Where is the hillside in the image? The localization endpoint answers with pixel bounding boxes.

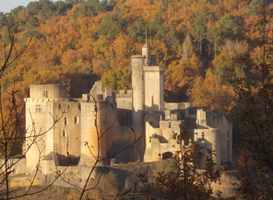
[0,0,271,112]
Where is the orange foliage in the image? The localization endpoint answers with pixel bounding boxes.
[0,0,270,113]
[190,71,236,113]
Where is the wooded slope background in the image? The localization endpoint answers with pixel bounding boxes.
[0,0,272,113]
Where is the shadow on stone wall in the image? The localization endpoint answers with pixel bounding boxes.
[194,139,213,169]
[108,140,136,163]
[117,109,132,127]
[59,73,98,98]
[54,153,80,166]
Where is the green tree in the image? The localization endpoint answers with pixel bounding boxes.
[147,14,166,40]
[98,15,121,40]
[128,17,146,42]
[213,40,249,85]
[182,33,194,61]
[102,68,130,90]
[192,12,208,55]
[209,14,244,55]
[153,148,217,200]
[122,145,219,200]
[248,0,264,15]
[190,70,236,113]
[236,77,273,200]
[72,0,105,17]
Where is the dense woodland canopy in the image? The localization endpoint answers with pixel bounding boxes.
[0,0,272,113]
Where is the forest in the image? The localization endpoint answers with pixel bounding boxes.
[0,0,271,112]
[0,0,272,199]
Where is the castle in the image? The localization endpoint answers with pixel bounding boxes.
[24,43,233,176]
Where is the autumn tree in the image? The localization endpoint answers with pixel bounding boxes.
[0,23,70,200]
[190,70,236,113]
[121,145,219,200]
[213,40,249,85]
[165,34,200,98]
[98,15,121,40]
[128,17,146,43]
[234,1,273,199]
[102,68,130,90]
[208,14,244,56]
[192,12,209,56]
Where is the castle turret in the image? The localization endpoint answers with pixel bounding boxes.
[25,84,66,172]
[96,95,109,164]
[131,55,145,160]
[142,43,149,65]
[131,55,145,120]
[80,94,108,165]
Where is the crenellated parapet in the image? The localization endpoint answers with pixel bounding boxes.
[115,89,132,98]
[29,84,68,99]
[164,102,191,111]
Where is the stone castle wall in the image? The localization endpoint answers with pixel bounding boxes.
[25,97,55,172]
[194,109,233,166]
[53,101,81,166]
[143,66,164,111]
[29,84,68,99]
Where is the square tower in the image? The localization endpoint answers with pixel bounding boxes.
[143,65,164,111]
[25,84,67,172]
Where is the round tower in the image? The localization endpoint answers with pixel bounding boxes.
[96,95,108,164]
[80,94,107,165]
[131,55,145,114]
[142,43,149,65]
[131,55,145,160]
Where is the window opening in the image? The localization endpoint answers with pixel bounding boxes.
[74,116,79,124]
[64,117,67,126]
[43,89,48,98]
[35,105,42,113]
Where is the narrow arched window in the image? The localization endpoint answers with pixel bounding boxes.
[43,89,48,98]
[64,117,67,126]
[74,116,80,124]
[62,130,66,137]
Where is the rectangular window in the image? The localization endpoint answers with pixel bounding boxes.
[35,105,42,113]
[43,90,48,98]
[201,132,205,139]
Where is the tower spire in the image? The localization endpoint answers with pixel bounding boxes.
[145,28,148,47]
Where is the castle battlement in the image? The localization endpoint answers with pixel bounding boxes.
[164,102,191,110]
[115,89,132,97]
[143,65,164,72]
